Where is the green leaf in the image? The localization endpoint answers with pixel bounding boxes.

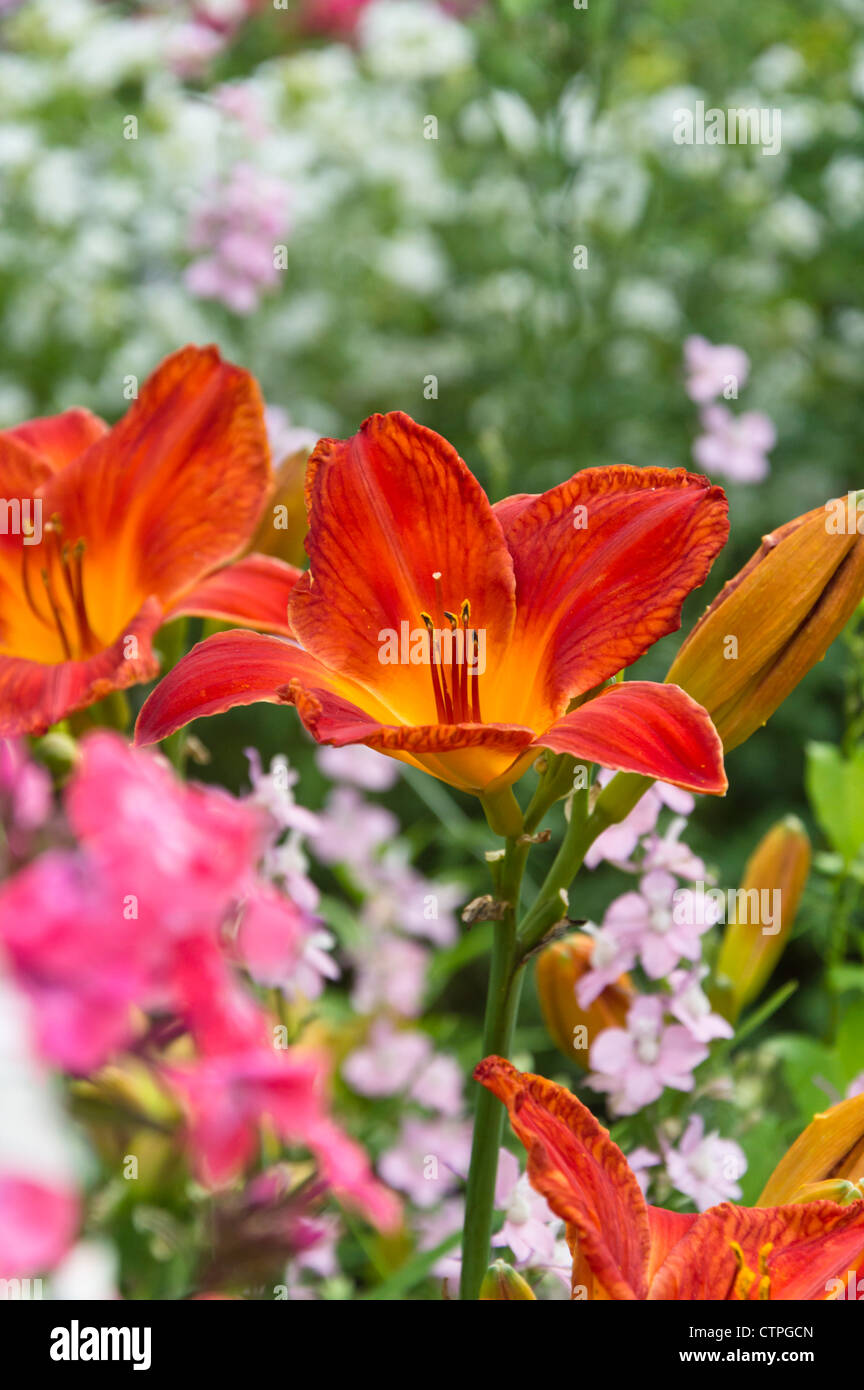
[805,742,864,866]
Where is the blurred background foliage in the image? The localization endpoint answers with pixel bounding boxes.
[2,0,864,1187]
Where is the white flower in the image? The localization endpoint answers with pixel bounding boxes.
[359,1,475,81]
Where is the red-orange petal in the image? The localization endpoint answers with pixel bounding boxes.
[498,466,729,725]
[648,1199,864,1300]
[536,681,727,795]
[41,345,271,633]
[134,629,396,747]
[164,554,303,636]
[0,598,162,738]
[4,408,108,471]
[288,412,517,726]
[474,1056,652,1299]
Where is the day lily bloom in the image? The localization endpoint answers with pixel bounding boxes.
[136,412,729,804]
[0,345,300,737]
[667,493,864,751]
[475,1057,864,1300]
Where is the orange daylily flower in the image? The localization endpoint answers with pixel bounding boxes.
[0,346,301,737]
[476,1057,864,1300]
[136,412,729,799]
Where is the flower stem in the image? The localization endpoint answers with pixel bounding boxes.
[459,837,527,1299]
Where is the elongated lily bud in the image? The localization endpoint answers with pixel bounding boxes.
[759,1091,864,1205]
[248,446,310,566]
[666,493,864,751]
[536,932,635,1067]
[712,817,810,1023]
[479,1260,536,1300]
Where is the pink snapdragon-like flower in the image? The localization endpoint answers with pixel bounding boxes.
[587,996,709,1115]
[692,404,776,484]
[185,163,292,315]
[663,1115,746,1210]
[683,335,750,404]
[311,786,398,870]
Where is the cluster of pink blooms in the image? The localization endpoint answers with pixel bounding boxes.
[185,162,292,315]
[576,767,745,1206]
[0,733,399,1281]
[684,335,776,483]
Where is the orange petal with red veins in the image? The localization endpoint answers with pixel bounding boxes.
[288,412,517,725]
[648,1199,864,1300]
[537,681,727,795]
[4,408,108,471]
[42,345,271,644]
[498,466,728,725]
[474,1056,652,1299]
[0,597,162,738]
[134,629,397,747]
[165,554,303,636]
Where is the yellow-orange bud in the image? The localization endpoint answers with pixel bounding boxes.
[713,816,810,1023]
[536,932,635,1067]
[759,1090,864,1205]
[478,1260,536,1300]
[667,494,864,751]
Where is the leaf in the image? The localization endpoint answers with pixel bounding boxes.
[805,741,864,866]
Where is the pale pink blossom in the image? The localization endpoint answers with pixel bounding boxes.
[683,335,750,404]
[576,924,636,1008]
[492,1150,561,1266]
[378,1118,472,1207]
[342,1019,433,1098]
[668,966,733,1044]
[185,163,292,315]
[609,870,713,980]
[583,773,694,870]
[317,742,400,791]
[664,1115,746,1210]
[641,817,708,881]
[311,787,398,870]
[408,1053,464,1116]
[693,404,776,484]
[349,933,429,1017]
[627,1146,661,1196]
[588,996,709,1115]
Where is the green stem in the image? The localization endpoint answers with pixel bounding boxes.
[459,838,527,1300]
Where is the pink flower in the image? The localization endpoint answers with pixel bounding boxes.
[300,0,373,36]
[311,786,398,870]
[0,739,51,840]
[378,1117,472,1207]
[668,966,733,1044]
[576,924,636,1008]
[316,742,400,791]
[627,1145,661,1196]
[664,1115,746,1210]
[233,886,306,991]
[606,869,713,981]
[683,335,750,404]
[408,1053,464,1116]
[415,1197,464,1282]
[588,996,709,1115]
[185,163,292,315]
[692,404,776,483]
[342,1019,433,1098]
[165,21,227,78]
[349,933,429,1018]
[359,853,460,947]
[491,1150,561,1267]
[583,772,694,870]
[641,816,708,881]
[0,975,80,1278]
